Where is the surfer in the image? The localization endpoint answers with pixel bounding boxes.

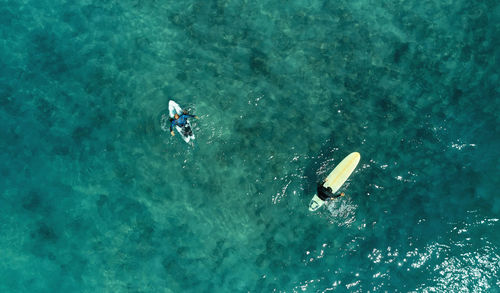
[170,111,198,136]
[317,182,345,201]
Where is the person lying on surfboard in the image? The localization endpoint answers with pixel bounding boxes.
[317,182,345,201]
[170,111,198,136]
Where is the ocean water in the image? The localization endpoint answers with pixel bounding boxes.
[1,0,499,291]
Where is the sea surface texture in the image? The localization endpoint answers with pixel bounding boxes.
[1,0,499,292]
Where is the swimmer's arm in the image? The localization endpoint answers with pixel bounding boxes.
[170,121,176,136]
[328,192,345,200]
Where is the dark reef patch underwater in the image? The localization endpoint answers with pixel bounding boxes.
[0,0,499,291]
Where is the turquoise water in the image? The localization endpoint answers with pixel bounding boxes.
[1,0,499,291]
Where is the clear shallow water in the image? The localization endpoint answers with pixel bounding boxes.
[1,0,499,292]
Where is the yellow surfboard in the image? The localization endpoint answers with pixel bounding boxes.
[309,152,361,211]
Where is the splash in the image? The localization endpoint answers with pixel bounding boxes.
[325,198,357,226]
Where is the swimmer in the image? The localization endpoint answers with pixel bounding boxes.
[170,110,198,137]
[317,182,345,201]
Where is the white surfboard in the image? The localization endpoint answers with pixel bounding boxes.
[168,100,195,144]
[309,152,361,211]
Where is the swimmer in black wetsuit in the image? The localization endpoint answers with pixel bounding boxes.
[317,182,345,201]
